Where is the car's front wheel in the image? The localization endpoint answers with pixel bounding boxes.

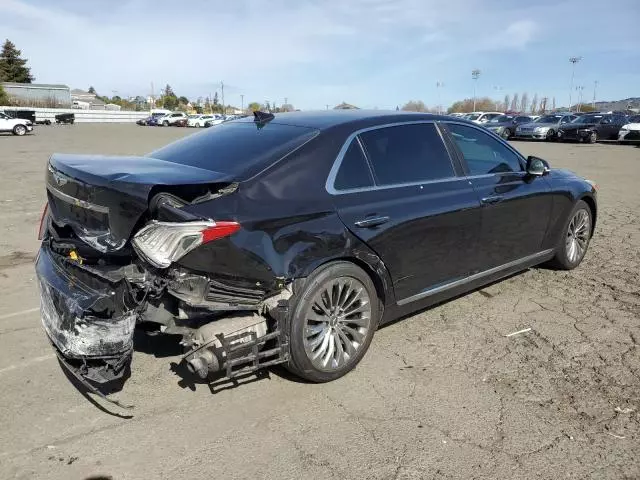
[196,123,200,127]
[287,261,380,382]
[550,200,592,270]
[546,129,556,141]
[163,120,169,127]
[589,131,597,144]
[13,125,27,136]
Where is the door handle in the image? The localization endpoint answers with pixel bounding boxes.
[354,216,390,228]
[481,196,503,205]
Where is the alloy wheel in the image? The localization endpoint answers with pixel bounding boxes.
[566,209,590,264]
[303,277,372,372]
[14,125,26,136]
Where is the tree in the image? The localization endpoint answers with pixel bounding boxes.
[447,97,495,113]
[0,85,8,105]
[503,95,510,113]
[402,100,428,112]
[530,94,538,114]
[280,103,294,112]
[213,91,219,106]
[0,39,34,83]
[88,86,96,94]
[539,97,548,114]
[265,101,272,112]
[247,101,262,112]
[178,96,189,105]
[552,97,556,111]
[510,93,519,112]
[164,84,175,97]
[520,92,529,113]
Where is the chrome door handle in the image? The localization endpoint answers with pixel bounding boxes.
[481,196,503,205]
[354,216,390,228]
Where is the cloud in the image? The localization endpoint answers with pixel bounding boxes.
[505,20,538,48]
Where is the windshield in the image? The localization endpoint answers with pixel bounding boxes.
[573,115,603,124]
[151,120,319,179]
[536,115,562,123]
[489,115,512,123]
[466,114,480,120]
[0,112,8,119]
[188,115,199,118]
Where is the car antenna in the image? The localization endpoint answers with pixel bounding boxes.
[253,111,275,124]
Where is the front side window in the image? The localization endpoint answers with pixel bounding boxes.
[446,123,522,175]
[334,139,374,191]
[358,123,455,186]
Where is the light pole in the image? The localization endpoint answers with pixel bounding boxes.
[436,81,444,114]
[472,69,481,111]
[575,86,585,112]
[493,85,503,111]
[592,80,598,109]
[568,56,582,112]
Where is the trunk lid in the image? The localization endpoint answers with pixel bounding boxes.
[46,154,235,252]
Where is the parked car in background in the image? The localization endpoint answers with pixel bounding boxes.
[515,113,576,141]
[37,111,597,392]
[0,110,33,135]
[157,112,188,126]
[448,113,467,118]
[55,113,75,125]
[618,115,640,144]
[484,114,532,139]
[187,114,218,127]
[466,112,503,124]
[204,116,225,128]
[137,116,152,126]
[557,113,628,143]
[175,118,188,127]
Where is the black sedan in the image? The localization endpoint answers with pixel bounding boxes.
[36,111,597,395]
[484,114,532,139]
[557,113,628,143]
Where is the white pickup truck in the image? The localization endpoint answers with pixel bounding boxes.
[0,111,33,136]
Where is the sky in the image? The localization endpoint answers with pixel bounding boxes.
[1,0,638,110]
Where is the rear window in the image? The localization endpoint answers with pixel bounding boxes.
[150,121,318,178]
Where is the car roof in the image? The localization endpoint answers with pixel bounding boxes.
[236,110,458,130]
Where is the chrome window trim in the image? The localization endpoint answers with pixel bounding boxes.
[397,249,554,306]
[325,120,459,195]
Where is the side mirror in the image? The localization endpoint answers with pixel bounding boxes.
[526,156,549,176]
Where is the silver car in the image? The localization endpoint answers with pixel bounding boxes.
[514,113,576,140]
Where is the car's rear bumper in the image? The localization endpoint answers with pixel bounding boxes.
[36,244,136,383]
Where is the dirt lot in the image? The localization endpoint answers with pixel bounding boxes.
[0,124,638,480]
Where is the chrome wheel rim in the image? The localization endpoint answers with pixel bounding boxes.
[566,209,590,264]
[303,277,372,372]
[16,125,26,135]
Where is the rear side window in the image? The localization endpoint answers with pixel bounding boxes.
[151,121,318,178]
[446,123,522,175]
[334,139,374,190]
[358,123,454,186]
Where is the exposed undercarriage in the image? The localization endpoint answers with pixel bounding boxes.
[37,227,293,397]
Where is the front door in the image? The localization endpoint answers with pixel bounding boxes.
[328,122,482,303]
[443,122,553,271]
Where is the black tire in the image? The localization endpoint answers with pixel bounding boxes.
[546,129,556,141]
[163,120,169,127]
[502,128,511,139]
[588,131,597,144]
[44,120,51,125]
[287,261,380,383]
[549,200,593,270]
[12,124,27,136]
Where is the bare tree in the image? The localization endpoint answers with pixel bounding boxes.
[552,97,556,111]
[510,93,519,112]
[520,92,529,113]
[504,94,510,112]
[530,94,538,114]
[539,97,548,114]
[402,100,428,112]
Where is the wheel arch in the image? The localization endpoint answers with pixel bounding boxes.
[579,194,597,235]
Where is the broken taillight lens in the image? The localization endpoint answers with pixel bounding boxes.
[37,203,49,240]
[132,220,240,268]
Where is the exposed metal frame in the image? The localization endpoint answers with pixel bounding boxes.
[46,185,109,214]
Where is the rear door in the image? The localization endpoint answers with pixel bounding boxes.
[442,122,553,271]
[327,122,482,303]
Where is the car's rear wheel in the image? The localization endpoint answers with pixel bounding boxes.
[287,261,379,382]
[549,200,592,270]
[13,125,27,136]
[502,128,511,139]
[589,131,597,144]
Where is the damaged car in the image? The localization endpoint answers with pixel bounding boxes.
[36,110,598,394]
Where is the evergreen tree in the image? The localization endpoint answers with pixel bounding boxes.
[0,39,34,83]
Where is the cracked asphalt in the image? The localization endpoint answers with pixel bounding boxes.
[0,125,638,480]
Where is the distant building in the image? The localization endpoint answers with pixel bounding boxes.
[1,82,71,107]
[334,102,359,110]
[70,88,107,110]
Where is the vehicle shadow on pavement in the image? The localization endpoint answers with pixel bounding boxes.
[133,328,183,358]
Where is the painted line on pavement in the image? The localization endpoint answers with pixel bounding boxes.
[0,307,39,321]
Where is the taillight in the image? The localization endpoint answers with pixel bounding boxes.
[132,220,240,268]
[37,203,49,240]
